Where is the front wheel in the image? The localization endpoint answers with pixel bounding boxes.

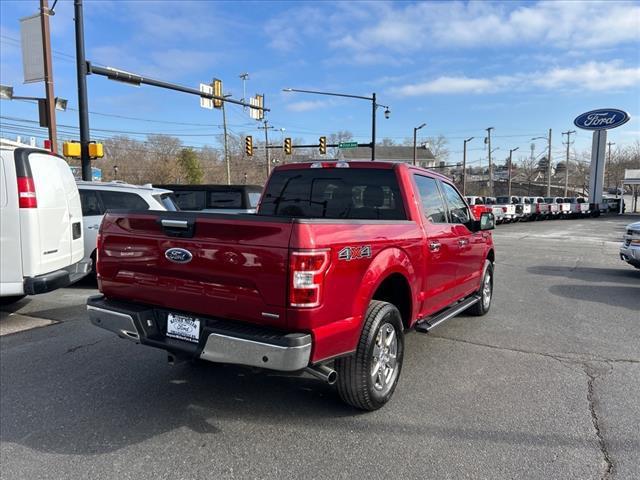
[335,301,404,411]
[468,260,494,316]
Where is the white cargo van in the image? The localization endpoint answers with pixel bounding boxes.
[0,147,88,303]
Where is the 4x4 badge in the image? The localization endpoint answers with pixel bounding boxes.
[338,245,372,261]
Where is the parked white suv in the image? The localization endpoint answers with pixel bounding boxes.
[1,146,88,303]
[620,221,640,269]
[77,181,178,273]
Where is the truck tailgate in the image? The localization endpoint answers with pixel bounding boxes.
[97,212,293,328]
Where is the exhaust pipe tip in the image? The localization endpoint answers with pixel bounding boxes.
[305,364,337,385]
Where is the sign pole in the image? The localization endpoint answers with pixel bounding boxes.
[40,0,57,153]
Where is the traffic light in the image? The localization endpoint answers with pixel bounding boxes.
[88,142,104,159]
[319,136,327,155]
[284,137,292,155]
[245,135,253,156]
[63,141,81,158]
[213,78,223,109]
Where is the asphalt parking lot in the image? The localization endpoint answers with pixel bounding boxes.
[1,215,638,480]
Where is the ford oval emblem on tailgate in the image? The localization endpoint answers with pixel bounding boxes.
[165,248,193,264]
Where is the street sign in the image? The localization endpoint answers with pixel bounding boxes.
[338,141,358,149]
[199,83,213,109]
[574,108,630,130]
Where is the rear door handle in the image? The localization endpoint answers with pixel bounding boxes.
[429,240,441,252]
[161,219,189,229]
[88,224,100,230]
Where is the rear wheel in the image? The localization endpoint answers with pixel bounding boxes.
[468,261,494,316]
[335,301,404,411]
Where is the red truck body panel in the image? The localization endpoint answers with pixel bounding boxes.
[96,162,494,364]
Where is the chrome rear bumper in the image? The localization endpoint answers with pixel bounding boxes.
[86,296,312,372]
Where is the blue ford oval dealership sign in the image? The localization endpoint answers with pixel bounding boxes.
[574,108,630,130]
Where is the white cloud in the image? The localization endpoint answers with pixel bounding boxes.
[329,1,640,56]
[533,61,640,91]
[391,61,640,96]
[286,100,328,113]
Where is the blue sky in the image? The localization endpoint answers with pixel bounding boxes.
[1,0,639,166]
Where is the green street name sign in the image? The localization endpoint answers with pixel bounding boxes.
[338,141,358,149]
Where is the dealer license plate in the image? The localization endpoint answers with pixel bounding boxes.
[166,313,200,343]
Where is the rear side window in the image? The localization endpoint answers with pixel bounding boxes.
[208,191,242,209]
[414,175,447,223]
[258,168,406,220]
[99,191,149,211]
[80,190,103,216]
[172,190,206,210]
[440,182,470,224]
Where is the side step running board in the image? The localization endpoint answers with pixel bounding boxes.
[414,296,480,333]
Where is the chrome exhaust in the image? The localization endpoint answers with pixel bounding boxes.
[305,364,337,385]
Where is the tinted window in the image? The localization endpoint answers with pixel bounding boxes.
[496,196,510,204]
[208,191,242,209]
[99,191,149,211]
[414,175,447,223]
[79,190,103,216]
[153,193,179,211]
[172,190,206,210]
[258,168,405,220]
[440,182,470,224]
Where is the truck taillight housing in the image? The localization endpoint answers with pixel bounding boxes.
[289,249,330,308]
[501,207,507,212]
[17,176,37,208]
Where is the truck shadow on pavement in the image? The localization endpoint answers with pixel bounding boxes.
[527,265,640,285]
[2,337,639,457]
[549,284,640,311]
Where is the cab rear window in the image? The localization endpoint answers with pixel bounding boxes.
[258,169,406,220]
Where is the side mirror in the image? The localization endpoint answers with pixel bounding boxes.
[480,212,495,231]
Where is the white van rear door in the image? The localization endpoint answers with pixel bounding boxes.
[0,151,23,294]
[25,152,76,275]
[58,160,83,263]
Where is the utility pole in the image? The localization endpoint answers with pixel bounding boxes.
[606,141,615,189]
[40,0,57,153]
[239,73,249,111]
[371,92,376,161]
[562,130,575,196]
[413,123,426,166]
[222,95,230,185]
[485,127,494,195]
[259,119,273,178]
[546,128,552,197]
[508,147,519,197]
[462,137,474,195]
[74,0,91,180]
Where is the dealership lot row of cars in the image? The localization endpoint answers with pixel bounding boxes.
[465,195,621,224]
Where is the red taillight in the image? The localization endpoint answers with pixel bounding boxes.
[501,207,507,212]
[289,249,330,308]
[17,176,37,208]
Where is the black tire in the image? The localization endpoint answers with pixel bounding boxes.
[468,261,494,316]
[335,300,404,411]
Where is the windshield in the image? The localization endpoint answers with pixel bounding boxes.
[259,168,406,220]
[153,193,179,211]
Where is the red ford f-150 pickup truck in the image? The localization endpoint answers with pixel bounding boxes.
[87,161,495,410]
